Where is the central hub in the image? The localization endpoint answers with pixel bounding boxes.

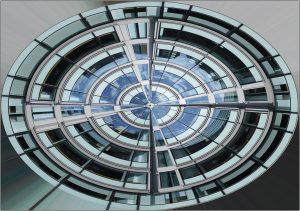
[146,102,155,109]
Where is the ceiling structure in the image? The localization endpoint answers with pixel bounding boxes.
[1,1,299,210]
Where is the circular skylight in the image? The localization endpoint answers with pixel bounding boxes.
[1,2,298,210]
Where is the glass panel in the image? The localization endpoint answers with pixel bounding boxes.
[133,151,148,163]
[10,115,27,133]
[16,45,49,78]
[43,20,86,48]
[180,165,201,180]
[160,171,179,188]
[113,192,137,204]
[45,129,66,143]
[10,79,26,96]
[163,6,188,20]
[154,130,165,146]
[126,172,147,184]
[211,43,249,71]
[128,22,148,40]
[32,106,54,120]
[189,7,237,34]
[61,106,84,116]
[133,44,148,60]
[157,151,173,167]
[179,26,221,52]
[214,92,238,103]
[103,144,132,160]
[244,88,267,101]
[86,162,124,181]
[44,58,73,86]
[86,12,109,26]
[55,141,89,166]
[9,98,23,114]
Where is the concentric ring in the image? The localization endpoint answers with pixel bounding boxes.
[1,2,298,210]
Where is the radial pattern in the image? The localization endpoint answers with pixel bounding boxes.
[1,2,298,210]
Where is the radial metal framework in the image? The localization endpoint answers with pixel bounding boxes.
[1,2,298,210]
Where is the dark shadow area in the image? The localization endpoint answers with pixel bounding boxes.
[177,123,299,210]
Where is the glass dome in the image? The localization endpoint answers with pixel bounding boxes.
[1,2,298,210]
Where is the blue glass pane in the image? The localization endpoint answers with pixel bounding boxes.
[104,114,128,133]
[125,72,139,83]
[101,84,120,103]
[138,64,149,80]
[152,92,169,103]
[214,92,238,103]
[167,122,188,136]
[153,106,170,119]
[69,91,86,102]
[178,112,198,126]
[111,74,133,90]
[73,72,97,93]
[159,71,180,86]
[91,105,114,113]
[132,108,149,120]
[169,52,199,69]
[161,127,174,139]
[113,52,128,65]
[134,44,148,60]
[121,125,142,140]
[185,96,209,104]
[130,92,148,105]
[207,79,227,91]
[154,130,165,146]
[181,88,197,98]
[173,78,194,93]
[183,107,201,115]
[153,69,164,82]
[192,66,215,83]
